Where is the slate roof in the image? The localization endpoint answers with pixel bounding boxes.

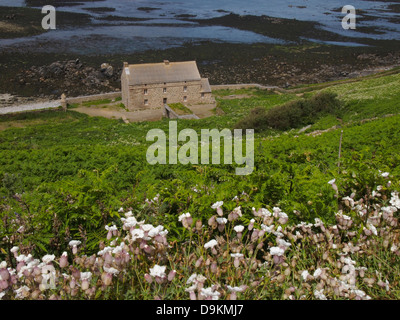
[200,78,212,93]
[125,61,201,85]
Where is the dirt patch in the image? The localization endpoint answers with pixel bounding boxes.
[0,114,75,131]
[0,21,25,33]
[74,106,163,122]
[187,103,217,118]
[219,94,254,100]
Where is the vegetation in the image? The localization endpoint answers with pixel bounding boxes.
[168,103,193,115]
[1,70,400,299]
[235,92,342,131]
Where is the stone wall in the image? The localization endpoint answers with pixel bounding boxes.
[127,80,205,111]
[121,67,129,108]
[66,92,121,105]
[163,105,199,120]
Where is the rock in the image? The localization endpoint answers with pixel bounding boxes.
[101,63,114,77]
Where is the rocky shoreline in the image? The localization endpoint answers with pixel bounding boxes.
[1,7,400,104]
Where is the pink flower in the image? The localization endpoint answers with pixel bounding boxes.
[59,252,68,268]
[168,270,177,282]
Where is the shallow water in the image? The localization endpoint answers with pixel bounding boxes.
[1,0,399,53]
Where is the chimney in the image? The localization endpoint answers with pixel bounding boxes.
[164,60,170,65]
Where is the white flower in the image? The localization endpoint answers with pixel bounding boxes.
[42,254,55,264]
[234,225,244,233]
[342,196,355,207]
[149,265,166,278]
[10,246,19,253]
[204,239,218,249]
[15,286,30,299]
[131,228,145,241]
[0,261,7,269]
[148,225,166,237]
[389,192,400,209]
[227,285,244,292]
[105,225,118,232]
[314,289,327,300]
[186,273,206,285]
[232,206,242,217]
[216,217,227,224]
[277,238,291,248]
[211,201,223,209]
[178,212,191,221]
[68,240,81,247]
[141,224,154,232]
[301,270,310,281]
[124,210,133,217]
[328,178,336,185]
[230,253,244,258]
[269,247,285,256]
[261,224,274,233]
[121,216,138,228]
[200,287,220,300]
[365,223,378,236]
[104,266,119,275]
[260,208,272,217]
[80,272,92,281]
[118,207,124,213]
[313,268,322,278]
[0,292,5,300]
[381,172,389,178]
[97,246,113,256]
[16,254,33,263]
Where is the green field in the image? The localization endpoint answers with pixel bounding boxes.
[1,70,400,300]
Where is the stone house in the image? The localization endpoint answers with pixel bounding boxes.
[121,60,213,111]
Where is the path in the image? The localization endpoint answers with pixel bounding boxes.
[0,100,61,115]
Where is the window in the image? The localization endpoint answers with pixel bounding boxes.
[183,86,187,92]
[163,88,167,93]
[183,96,187,102]
[201,93,205,99]
[163,98,167,104]
[144,88,148,95]
[144,99,148,105]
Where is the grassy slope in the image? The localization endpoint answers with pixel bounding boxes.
[0,70,399,249]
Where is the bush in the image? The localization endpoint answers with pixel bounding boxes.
[235,92,342,132]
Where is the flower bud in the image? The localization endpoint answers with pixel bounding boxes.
[0,269,10,281]
[168,270,176,282]
[196,219,203,231]
[195,257,203,268]
[0,280,8,290]
[81,279,90,291]
[144,273,153,284]
[211,262,218,273]
[107,231,112,240]
[101,272,113,286]
[60,253,69,268]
